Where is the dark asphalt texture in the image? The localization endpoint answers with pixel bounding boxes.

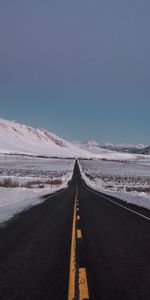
[1,162,150,300]
[77,168,150,300]
[0,172,76,300]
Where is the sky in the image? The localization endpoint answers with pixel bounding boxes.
[0,0,150,144]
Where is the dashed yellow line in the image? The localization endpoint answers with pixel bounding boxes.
[79,268,89,300]
[68,198,76,300]
[77,229,82,239]
[68,183,89,299]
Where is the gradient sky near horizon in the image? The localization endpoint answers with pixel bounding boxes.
[0,1,150,144]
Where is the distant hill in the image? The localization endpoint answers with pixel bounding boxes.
[100,143,149,154]
[72,140,149,155]
[139,146,150,155]
[0,118,91,158]
[0,118,144,160]
[71,140,143,160]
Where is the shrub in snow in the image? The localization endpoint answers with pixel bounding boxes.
[0,178,19,188]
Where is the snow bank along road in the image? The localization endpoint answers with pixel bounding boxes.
[1,162,150,299]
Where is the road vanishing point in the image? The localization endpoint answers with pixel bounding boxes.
[0,161,150,300]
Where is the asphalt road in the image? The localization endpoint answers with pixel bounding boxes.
[0,170,76,300]
[1,161,150,300]
[77,166,150,300]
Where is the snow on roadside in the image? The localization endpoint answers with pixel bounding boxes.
[78,161,150,211]
[0,160,75,224]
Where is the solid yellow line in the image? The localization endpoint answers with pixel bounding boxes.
[77,229,82,239]
[79,268,89,300]
[68,198,76,300]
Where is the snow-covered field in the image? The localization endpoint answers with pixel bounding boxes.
[0,155,74,224]
[79,159,150,210]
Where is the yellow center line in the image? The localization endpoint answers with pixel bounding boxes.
[77,229,82,239]
[68,197,77,300]
[79,268,89,300]
[68,181,89,299]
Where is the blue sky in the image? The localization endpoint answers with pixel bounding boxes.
[0,1,150,144]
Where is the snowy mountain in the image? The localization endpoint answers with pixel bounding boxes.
[139,146,150,155]
[72,140,149,155]
[72,140,114,155]
[0,118,92,158]
[101,143,149,154]
[103,143,147,149]
[0,118,146,160]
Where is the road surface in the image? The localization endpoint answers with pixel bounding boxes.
[0,162,150,299]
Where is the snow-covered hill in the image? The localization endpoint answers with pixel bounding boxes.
[101,143,148,154]
[71,140,149,160]
[72,140,114,155]
[0,118,92,158]
[72,140,149,156]
[103,143,147,150]
[0,118,146,160]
